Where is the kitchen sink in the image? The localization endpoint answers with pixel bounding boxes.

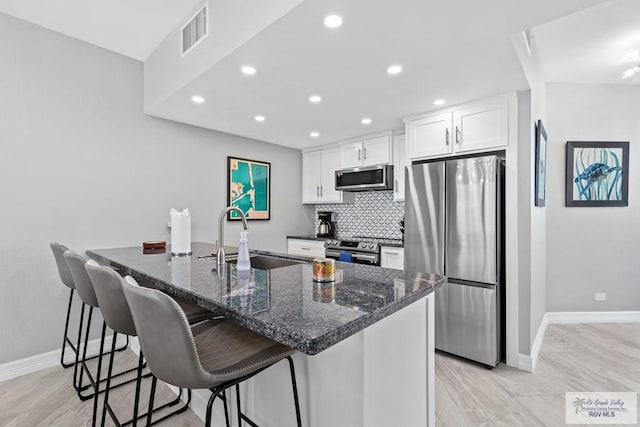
[230,255,301,270]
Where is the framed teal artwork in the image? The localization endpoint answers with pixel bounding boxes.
[227,156,271,220]
[565,141,629,207]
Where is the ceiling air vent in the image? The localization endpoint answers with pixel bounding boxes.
[182,5,208,55]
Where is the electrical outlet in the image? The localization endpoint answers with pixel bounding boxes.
[594,292,606,302]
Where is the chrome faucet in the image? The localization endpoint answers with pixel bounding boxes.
[217,206,248,267]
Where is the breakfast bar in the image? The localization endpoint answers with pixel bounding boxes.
[88,242,443,427]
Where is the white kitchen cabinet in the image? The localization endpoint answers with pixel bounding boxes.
[406,112,452,159]
[380,246,404,270]
[302,147,353,204]
[341,135,392,168]
[287,238,326,258]
[405,93,515,161]
[392,133,407,202]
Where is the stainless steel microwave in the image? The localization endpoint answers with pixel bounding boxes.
[335,165,394,191]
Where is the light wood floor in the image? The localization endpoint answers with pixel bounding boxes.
[1,323,638,426]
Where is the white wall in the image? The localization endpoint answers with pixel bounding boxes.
[512,32,547,355]
[0,13,312,364]
[546,84,640,312]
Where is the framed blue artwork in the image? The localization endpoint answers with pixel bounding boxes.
[534,120,547,207]
[227,156,271,220]
[565,141,629,207]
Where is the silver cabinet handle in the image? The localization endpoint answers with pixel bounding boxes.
[395,179,398,192]
[446,128,450,145]
[320,185,323,196]
[363,147,367,160]
[358,148,361,160]
[316,186,320,197]
[455,126,460,144]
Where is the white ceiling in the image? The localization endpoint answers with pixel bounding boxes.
[1,0,630,149]
[532,0,640,84]
[0,0,202,60]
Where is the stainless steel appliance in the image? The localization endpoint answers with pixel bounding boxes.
[335,165,393,191]
[324,238,380,266]
[317,211,335,237]
[405,155,504,367]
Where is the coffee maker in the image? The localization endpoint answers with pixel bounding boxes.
[317,211,335,237]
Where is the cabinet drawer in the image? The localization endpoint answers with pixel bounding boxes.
[287,239,325,258]
[380,246,405,270]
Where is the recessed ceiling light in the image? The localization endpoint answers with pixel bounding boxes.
[310,131,320,138]
[361,117,372,125]
[433,99,446,106]
[254,115,265,122]
[309,95,322,103]
[191,95,205,104]
[324,15,343,28]
[622,65,640,80]
[241,66,256,75]
[387,65,403,75]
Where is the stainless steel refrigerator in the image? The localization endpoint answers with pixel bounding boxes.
[405,155,504,367]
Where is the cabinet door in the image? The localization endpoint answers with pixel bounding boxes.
[320,147,342,202]
[452,97,508,153]
[341,142,364,168]
[302,150,322,203]
[407,113,452,160]
[381,247,405,270]
[392,134,406,201]
[362,135,391,166]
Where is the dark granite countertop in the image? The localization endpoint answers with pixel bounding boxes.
[287,235,404,248]
[286,235,326,241]
[88,242,441,355]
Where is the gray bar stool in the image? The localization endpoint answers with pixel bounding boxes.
[50,242,128,369]
[85,260,194,427]
[64,250,142,403]
[122,275,302,427]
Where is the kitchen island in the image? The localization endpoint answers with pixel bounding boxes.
[88,242,443,427]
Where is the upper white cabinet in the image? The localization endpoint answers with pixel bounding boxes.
[392,133,407,202]
[341,135,392,168]
[302,147,353,204]
[405,93,515,161]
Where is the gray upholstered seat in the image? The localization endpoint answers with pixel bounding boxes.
[122,275,301,427]
[50,242,80,369]
[85,260,192,426]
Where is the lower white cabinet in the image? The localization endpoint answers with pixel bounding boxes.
[287,238,325,258]
[380,246,404,270]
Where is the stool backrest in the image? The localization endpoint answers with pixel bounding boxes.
[50,242,74,289]
[85,260,136,337]
[122,276,212,389]
[64,250,99,308]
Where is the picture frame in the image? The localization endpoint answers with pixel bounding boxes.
[227,156,271,220]
[565,141,629,207]
[534,120,547,207]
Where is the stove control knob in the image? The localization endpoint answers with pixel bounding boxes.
[369,243,375,249]
[326,239,331,245]
[332,240,338,245]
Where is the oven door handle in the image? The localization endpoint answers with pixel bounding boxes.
[351,253,378,262]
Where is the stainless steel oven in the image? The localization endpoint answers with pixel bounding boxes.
[323,238,380,266]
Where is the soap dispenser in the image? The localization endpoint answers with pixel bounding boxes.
[236,231,251,271]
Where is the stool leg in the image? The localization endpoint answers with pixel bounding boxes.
[100,332,118,427]
[72,303,86,392]
[146,376,157,427]
[90,322,107,426]
[130,351,144,427]
[287,356,302,427]
[60,289,76,368]
[76,306,94,397]
[222,390,230,427]
[235,384,242,427]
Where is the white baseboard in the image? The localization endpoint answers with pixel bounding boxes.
[546,311,640,324]
[0,334,128,384]
[517,311,640,372]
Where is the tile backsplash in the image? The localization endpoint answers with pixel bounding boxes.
[315,191,405,240]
